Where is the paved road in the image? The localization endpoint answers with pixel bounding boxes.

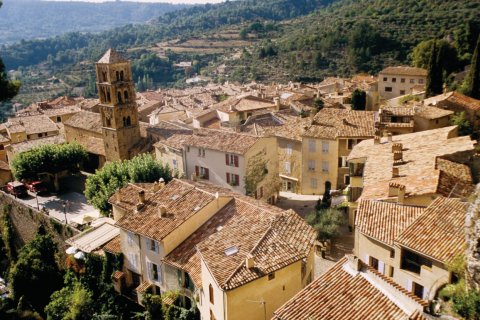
[18,191,98,225]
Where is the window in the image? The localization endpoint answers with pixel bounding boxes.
[390,249,395,258]
[418,79,425,84]
[172,159,178,169]
[148,262,159,282]
[401,249,432,274]
[107,91,111,103]
[226,173,240,186]
[195,166,209,180]
[127,232,135,246]
[412,282,424,299]
[310,178,317,189]
[308,139,316,152]
[126,116,131,126]
[383,77,387,81]
[0,145,4,151]
[370,257,379,270]
[339,156,348,168]
[400,90,406,95]
[347,139,357,150]
[344,175,350,185]
[149,239,158,253]
[124,90,129,102]
[284,161,291,174]
[389,266,394,277]
[322,141,329,153]
[392,78,397,83]
[128,253,138,269]
[268,272,275,280]
[198,148,205,157]
[116,71,120,81]
[209,284,214,304]
[385,87,393,92]
[410,79,415,84]
[286,143,293,155]
[401,78,405,83]
[308,160,316,171]
[117,92,122,104]
[120,70,124,81]
[56,116,61,123]
[226,154,239,167]
[322,161,329,173]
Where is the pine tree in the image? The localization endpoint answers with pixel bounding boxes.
[464,34,480,99]
[426,40,443,97]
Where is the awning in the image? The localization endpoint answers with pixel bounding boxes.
[279,174,299,182]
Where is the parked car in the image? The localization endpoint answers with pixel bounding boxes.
[25,181,48,194]
[5,181,28,198]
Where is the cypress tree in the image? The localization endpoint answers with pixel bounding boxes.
[464,34,480,99]
[426,40,443,97]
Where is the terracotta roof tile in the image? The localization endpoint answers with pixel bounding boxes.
[355,200,425,246]
[273,256,428,320]
[6,115,59,135]
[103,235,122,254]
[415,106,453,119]
[396,197,469,263]
[184,128,260,155]
[380,66,427,77]
[97,48,127,64]
[64,111,102,134]
[303,109,376,139]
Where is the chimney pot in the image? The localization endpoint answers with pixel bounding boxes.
[347,255,362,272]
[392,167,400,178]
[374,136,380,145]
[138,190,145,204]
[246,254,255,269]
[387,132,393,142]
[158,206,168,218]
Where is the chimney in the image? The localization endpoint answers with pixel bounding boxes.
[387,132,393,142]
[398,186,406,205]
[158,205,168,218]
[347,255,362,272]
[391,143,403,153]
[374,136,381,145]
[392,167,400,178]
[191,173,198,182]
[159,178,166,189]
[246,254,255,269]
[153,182,160,192]
[138,190,145,204]
[273,97,281,109]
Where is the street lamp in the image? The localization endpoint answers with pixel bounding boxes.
[62,201,68,225]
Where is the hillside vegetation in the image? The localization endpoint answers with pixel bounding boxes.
[1,0,479,105]
[0,0,187,44]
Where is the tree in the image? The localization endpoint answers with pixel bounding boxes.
[9,227,62,315]
[306,208,345,242]
[351,89,366,110]
[426,40,443,97]
[45,280,94,320]
[411,39,459,75]
[313,98,324,111]
[0,0,20,103]
[451,111,473,136]
[463,34,480,99]
[85,153,173,215]
[11,142,87,182]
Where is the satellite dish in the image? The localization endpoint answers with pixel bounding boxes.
[74,251,85,260]
[66,246,78,255]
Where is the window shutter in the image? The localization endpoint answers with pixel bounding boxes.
[234,155,239,167]
[225,154,229,165]
[406,279,413,292]
[226,173,230,183]
[378,261,385,275]
[235,175,240,186]
[195,166,199,176]
[205,168,209,180]
[364,254,370,265]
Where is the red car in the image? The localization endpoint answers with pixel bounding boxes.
[6,181,28,198]
[25,181,48,194]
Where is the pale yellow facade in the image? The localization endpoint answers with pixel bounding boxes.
[355,231,451,300]
[154,144,185,176]
[301,137,363,195]
[200,248,315,320]
[277,137,302,193]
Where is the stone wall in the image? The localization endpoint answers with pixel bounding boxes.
[0,191,79,265]
[466,184,480,290]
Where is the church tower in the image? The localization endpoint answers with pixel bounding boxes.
[96,48,141,162]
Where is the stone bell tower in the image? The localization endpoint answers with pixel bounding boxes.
[96,48,141,162]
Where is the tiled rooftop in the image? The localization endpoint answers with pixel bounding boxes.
[380,66,427,77]
[64,111,103,134]
[303,108,376,139]
[183,128,260,155]
[355,200,425,246]
[273,256,428,320]
[8,135,65,153]
[348,126,476,201]
[424,91,480,111]
[6,115,59,135]
[414,105,453,119]
[396,197,469,263]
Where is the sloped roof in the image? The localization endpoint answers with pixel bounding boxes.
[303,108,376,139]
[396,197,469,263]
[64,111,102,134]
[380,66,427,77]
[272,256,428,320]
[414,106,453,119]
[183,128,260,155]
[97,48,127,64]
[355,200,425,246]
[66,222,120,253]
[424,91,480,111]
